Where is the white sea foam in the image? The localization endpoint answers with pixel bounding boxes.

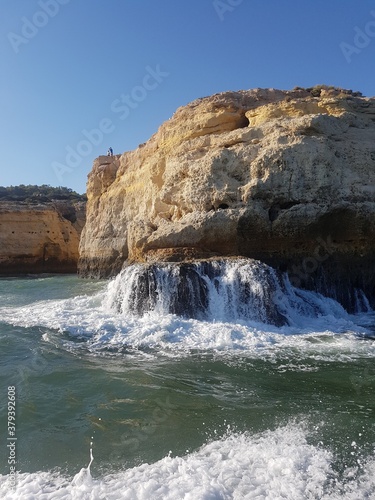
[1,297,374,363]
[0,262,374,361]
[1,423,375,499]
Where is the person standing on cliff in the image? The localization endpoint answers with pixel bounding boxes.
[107,147,113,156]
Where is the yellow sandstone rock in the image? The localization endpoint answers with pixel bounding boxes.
[0,201,85,274]
[79,86,375,305]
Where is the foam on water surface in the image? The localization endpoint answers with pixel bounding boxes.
[1,265,375,498]
[0,260,374,362]
[1,423,375,499]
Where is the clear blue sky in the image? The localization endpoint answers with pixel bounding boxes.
[1,0,374,194]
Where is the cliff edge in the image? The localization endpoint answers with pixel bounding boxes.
[78,86,375,308]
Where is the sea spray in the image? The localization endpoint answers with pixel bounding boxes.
[70,438,94,490]
[104,258,353,327]
[1,275,375,499]
[0,265,372,358]
[104,259,289,324]
[1,423,375,499]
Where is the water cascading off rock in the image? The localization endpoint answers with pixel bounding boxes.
[104,259,286,325]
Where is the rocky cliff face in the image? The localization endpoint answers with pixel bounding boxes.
[79,87,375,308]
[0,201,85,274]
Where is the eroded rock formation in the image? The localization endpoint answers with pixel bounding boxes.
[0,201,85,274]
[79,87,375,308]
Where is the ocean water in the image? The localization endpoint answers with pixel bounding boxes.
[0,260,375,499]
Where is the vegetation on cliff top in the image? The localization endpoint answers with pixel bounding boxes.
[0,185,86,203]
[293,85,363,98]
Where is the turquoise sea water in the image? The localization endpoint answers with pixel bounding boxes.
[0,270,375,499]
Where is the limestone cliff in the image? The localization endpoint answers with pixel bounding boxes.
[79,86,375,308]
[0,200,85,274]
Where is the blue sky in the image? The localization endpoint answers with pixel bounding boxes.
[1,0,375,194]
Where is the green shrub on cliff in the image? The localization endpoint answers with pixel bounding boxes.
[0,185,86,203]
[293,85,363,97]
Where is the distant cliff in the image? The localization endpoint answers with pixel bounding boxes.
[78,86,375,308]
[0,186,86,274]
